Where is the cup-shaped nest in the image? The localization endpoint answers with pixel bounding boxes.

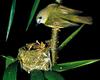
[17,41,51,73]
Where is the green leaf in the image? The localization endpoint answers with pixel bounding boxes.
[30,70,44,80]
[6,0,16,41]
[26,0,40,31]
[52,59,100,72]
[44,71,64,80]
[58,24,85,51]
[3,61,18,80]
[2,55,16,68]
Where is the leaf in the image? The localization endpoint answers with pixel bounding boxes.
[58,24,85,51]
[3,61,18,80]
[2,55,16,68]
[30,70,44,80]
[26,0,40,31]
[6,0,16,41]
[44,71,64,80]
[52,59,100,72]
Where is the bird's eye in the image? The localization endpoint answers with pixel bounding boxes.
[39,16,42,19]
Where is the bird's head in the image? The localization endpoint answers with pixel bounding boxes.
[36,8,49,24]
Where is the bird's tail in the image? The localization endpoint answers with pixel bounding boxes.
[64,15,92,25]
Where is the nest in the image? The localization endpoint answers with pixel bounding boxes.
[17,41,52,73]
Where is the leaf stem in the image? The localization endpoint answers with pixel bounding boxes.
[51,28,59,66]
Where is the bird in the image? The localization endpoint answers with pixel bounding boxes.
[36,3,92,29]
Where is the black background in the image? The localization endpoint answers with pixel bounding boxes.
[0,0,100,80]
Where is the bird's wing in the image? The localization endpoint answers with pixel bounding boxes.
[58,5,82,15]
[47,4,82,15]
[55,4,92,25]
[59,14,92,25]
[45,13,79,28]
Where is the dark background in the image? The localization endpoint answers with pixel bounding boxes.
[0,0,100,80]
